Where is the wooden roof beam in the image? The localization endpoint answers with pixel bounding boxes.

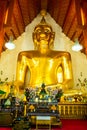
[16,0,25,31]
[41,0,48,10]
[63,0,75,33]
[12,13,21,36]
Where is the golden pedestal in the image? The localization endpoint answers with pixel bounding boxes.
[36,116,51,130]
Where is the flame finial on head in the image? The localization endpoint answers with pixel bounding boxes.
[40,9,47,17]
[40,9,47,24]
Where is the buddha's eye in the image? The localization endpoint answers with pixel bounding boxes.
[44,29,50,33]
[37,29,41,33]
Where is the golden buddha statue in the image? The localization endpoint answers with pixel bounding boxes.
[16,10,73,95]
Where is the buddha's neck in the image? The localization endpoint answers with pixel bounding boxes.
[39,45,49,54]
[38,40,49,54]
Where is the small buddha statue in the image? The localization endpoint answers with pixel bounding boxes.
[39,83,47,99]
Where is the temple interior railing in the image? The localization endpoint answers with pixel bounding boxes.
[58,102,87,119]
[0,102,87,120]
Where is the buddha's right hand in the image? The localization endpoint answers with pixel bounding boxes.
[14,81,25,91]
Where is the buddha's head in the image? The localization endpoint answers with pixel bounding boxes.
[33,10,55,50]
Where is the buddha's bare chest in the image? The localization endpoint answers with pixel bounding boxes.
[27,57,61,70]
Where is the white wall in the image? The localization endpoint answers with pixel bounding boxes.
[0,12,87,90]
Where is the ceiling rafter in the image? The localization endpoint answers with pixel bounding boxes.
[10,29,16,39]
[32,0,41,19]
[51,0,60,21]
[12,13,21,36]
[56,0,63,22]
[16,0,25,32]
[41,0,48,10]
[18,0,29,27]
[79,32,84,42]
[66,14,76,37]
[27,0,37,22]
[57,0,71,27]
[47,0,55,17]
[71,31,77,40]
[63,0,75,32]
[4,32,9,40]
[26,0,32,23]
[74,28,82,41]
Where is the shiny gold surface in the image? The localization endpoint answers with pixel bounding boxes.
[16,11,73,94]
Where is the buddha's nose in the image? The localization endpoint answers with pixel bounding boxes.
[40,33,46,38]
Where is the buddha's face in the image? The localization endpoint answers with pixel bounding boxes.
[34,25,52,42]
[33,24,55,49]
